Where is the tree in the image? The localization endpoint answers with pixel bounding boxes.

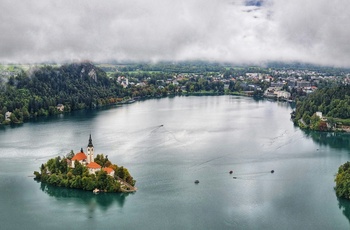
[72,161,83,176]
[59,157,68,174]
[117,166,125,180]
[97,170,108,190]
[66,150,74,159]
[82,176,95,190]
[9,113,19,124]
[46,158,56,173]
[335,161,350,199]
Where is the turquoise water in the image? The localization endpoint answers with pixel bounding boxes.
[0,96,350,229]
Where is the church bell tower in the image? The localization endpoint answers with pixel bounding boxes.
[87,134,94,163]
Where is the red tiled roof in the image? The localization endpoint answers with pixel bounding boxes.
[103,167,114,174]
[71,152,87,161]
[87,162,101,169]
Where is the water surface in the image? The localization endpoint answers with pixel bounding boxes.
[0,96,349,229]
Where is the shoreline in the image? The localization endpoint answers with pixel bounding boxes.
[1,93,290,127]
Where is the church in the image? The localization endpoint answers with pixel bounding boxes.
[70,135,115,176]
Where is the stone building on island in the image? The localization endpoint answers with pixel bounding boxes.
[70,135,115,177]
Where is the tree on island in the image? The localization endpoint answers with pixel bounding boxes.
[335,161,350,199]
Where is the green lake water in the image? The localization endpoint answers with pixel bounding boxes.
[1,96,350,229]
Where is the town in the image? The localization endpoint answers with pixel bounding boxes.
[108,63,350,101]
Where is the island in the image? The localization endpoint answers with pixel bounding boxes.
[34,135,136,193]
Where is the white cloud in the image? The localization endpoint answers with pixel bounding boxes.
[1,0,350,66]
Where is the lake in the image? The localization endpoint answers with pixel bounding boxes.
[1,96,350,229]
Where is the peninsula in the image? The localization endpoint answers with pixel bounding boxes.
[34,135,136,193]
[293,85,350,132]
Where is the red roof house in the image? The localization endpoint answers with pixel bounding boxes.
[103,167,115,176]
[71,148,87,168]
[87,162,101,174]
[71,152,87,161]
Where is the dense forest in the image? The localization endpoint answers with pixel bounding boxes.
[0,62,126,124]
[293,86,350,130]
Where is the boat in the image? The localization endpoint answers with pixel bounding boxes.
[194,180,199,184]
[229,170,233,174]
[271,170,274,173]
[126,99,136,104]
[93,188,100,194]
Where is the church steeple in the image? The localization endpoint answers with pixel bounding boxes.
[88,134,93,147]
[87,134,94,163]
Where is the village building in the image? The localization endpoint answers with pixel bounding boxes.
[103,167,115,177]
[70,135,115,176]
[275,90,291,100]
[87,162,101,174]
[71,148,87,168]
[56,104,64,112]
[5,111,11,121]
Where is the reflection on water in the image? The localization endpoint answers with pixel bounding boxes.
[305,131,350,151]
[338,197,350,224]
[39,182,129,218]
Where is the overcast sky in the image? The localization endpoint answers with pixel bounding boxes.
[1,0,350,66]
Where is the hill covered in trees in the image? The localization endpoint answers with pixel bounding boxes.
[0,62,126,124]
[293,85,350,130]
[0,62,261,124]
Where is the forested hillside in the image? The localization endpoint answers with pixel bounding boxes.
[294,86,350,127]
[0,62,240,125]
[0,63,125,124]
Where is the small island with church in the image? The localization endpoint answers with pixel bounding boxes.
[33,135,136,193]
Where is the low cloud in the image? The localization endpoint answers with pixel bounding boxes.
[1,0,350,67]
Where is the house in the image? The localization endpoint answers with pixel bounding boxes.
[316,112,323,119]
[5,111,11,121]
[71,148,87,168]
[56,104,64,112]
[275,90,291,100]
[271,82,285,88]
[103,167,115,177]
[297,80,311,88]
[87,162,101,174]
[316,112,327,121]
